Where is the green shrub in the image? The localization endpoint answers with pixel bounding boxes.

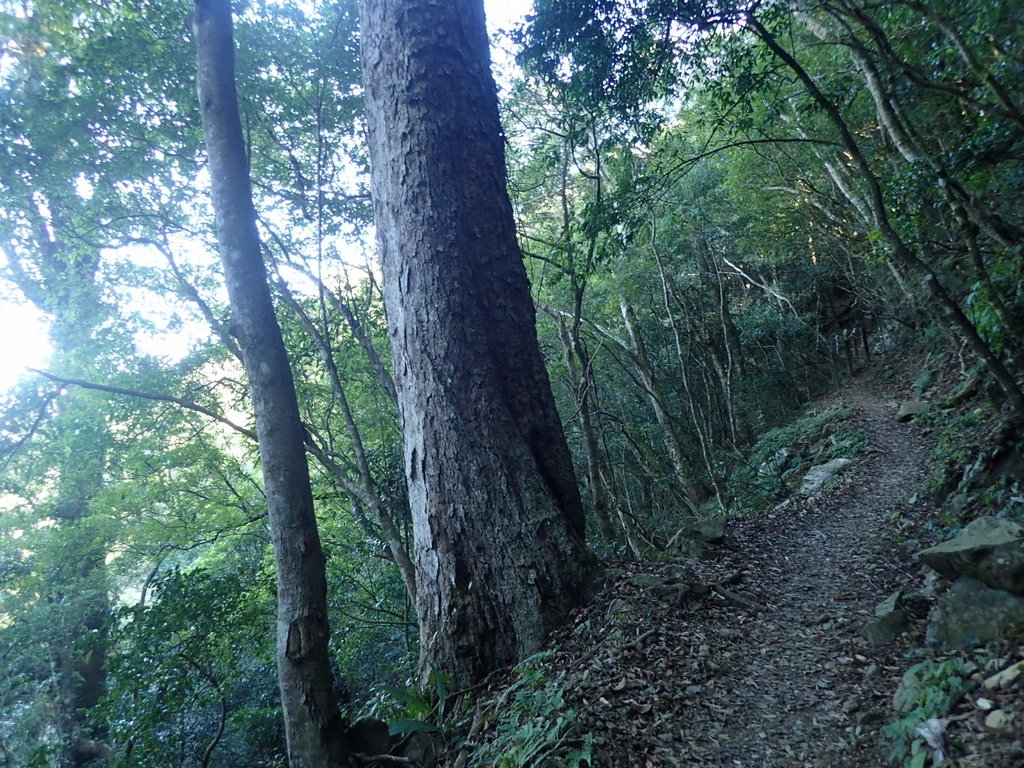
[466,653,593,768]
[882,658,974,767]
[729,405,865,512]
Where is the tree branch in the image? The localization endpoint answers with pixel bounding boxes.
[29,369,257,441]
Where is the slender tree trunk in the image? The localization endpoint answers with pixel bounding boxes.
[191,3,348,765]
[620,300,702,511]
[556,316,618,542]
[360,0,599,688]
[654,254,727,508]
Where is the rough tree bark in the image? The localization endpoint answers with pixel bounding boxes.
[191,2,348,764]
[360,0,599,687]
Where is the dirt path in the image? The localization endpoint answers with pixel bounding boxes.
[541,376,936,767]
[666,384,932,766]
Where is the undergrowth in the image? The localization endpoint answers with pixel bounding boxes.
[464,652,592,768]
[728,404,866,513]
[881,352,1024,767]
[364,652,593,767]
[882,657,975,767]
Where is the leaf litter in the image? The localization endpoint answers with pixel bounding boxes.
[443,376,1023,767]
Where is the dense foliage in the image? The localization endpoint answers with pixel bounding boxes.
[0,0,1021,764]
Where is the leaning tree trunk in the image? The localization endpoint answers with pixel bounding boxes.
[748,13,1024,426]
[191,2,348,765]
[620,300,702,512]
[360,0,599,687]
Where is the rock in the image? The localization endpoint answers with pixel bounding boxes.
[627,573,664,590]
[895,400,928,422]
[676,516,727,544]
[757,447,792,476]
[926,577,1024,649]
[397,731,438,768]
[653,582,694,606]
[862,608,910,645]
[984,710,1012,730]
[875,590,902,617]
[668,516,727,558]
[983,661,1023,690]
[919,516,1024,596]
[665,562,699,582]
[799,458,853,495]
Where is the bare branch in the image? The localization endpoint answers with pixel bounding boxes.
[29,369,257,441]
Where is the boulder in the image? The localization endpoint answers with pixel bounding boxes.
[926,577,1024,649]
[874,589,902,617]
[678,515,727,544]
[799,458,853,495]
[862,609,910,645]
[628,573,664,590]
[896,400,928,422]
[862,590,915,645]
[668,516,727,558]
[757,446,792,477]
[919,516,1024,596]
[396,732,438,768]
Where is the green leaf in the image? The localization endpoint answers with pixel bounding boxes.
[388,719,439,737]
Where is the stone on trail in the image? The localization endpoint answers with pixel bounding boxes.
[919,516,1024,596]
[984,661,1023,690]
[668,515,727,558]
[895,400,928,422]
[799,457,853,495]
[874,589,902,617]
[628,573,665,590]
[984,709,1012,730]
[926,576,1024,649]
[862,590,912,644]
[862,608,911,645]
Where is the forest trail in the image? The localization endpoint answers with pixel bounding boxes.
[661,381,932,766]
[534,373,935,767]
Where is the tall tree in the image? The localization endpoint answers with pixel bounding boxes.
[190,1,348,764]
[360,0,599,687]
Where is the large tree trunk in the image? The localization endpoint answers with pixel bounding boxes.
[360,0,599,687]
[191,2,348,765]
[8,189,114,767]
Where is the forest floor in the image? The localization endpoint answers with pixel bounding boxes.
[557,373,930,767]
[459,367,969,767]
